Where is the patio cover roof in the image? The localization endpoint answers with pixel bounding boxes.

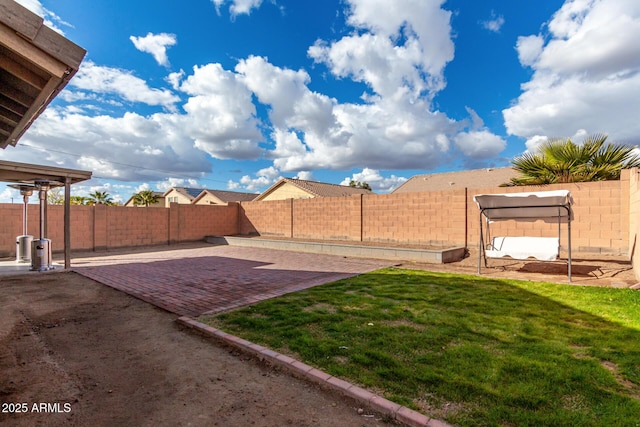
[0,159,91,185]
[0,160,91,270]
[0,0,86,148]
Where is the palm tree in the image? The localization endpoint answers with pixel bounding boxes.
[506,134,640,186]
[132,190,160,207]
[70,195,89,205]
[88,190,113,205]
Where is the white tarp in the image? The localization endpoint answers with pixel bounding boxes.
[473,190,573,222]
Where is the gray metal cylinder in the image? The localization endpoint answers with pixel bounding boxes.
[31,238,53,271]
[16,235,33,263]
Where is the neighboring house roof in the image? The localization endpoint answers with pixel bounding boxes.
[163,187,203,201]
[392,167,518,193]
[255,178,373,201]
[192,189,257,204]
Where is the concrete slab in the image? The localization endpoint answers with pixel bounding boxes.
[73,245,391,317]
[0,259,62,276]
[206,235,466,264]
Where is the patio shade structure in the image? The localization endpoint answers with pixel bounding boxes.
[0,1,89,270]
[0,160,92,269]
[0,0,86,148]
[474,190,574,282]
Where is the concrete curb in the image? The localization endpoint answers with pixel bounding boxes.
[177,316,452,427]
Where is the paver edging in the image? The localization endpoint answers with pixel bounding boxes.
[176,316,452,427]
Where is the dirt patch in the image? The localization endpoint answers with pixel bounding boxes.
[399,248,638,288]
[0,272,392,426]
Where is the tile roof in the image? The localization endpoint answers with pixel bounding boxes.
[392,167,518,193]
[281,178,372,197]
[196,189,257,203]
[255,178,373,201]
[167,187,204,200]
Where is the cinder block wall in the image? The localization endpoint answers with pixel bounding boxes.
[0,175,636,272]
[170,203,238,243]
[293,196,362,241]
[0,203,238,256]
[239,199,292,237]
[362,190,467,246]
[103,205,169,249]
[238,190,468,247]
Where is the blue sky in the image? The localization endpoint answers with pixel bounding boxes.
[2,0,639,203]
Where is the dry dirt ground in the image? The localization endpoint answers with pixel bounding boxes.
[0,271,392,427]
[399,248,638,288]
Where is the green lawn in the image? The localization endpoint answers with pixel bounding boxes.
[199,268,640,426]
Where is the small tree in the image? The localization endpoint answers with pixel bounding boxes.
[506,134,640,186]
[349,180,372,190]
[46,188,64,205]
[132,190,160,207]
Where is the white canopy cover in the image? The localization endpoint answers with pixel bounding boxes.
[474,190,573,222]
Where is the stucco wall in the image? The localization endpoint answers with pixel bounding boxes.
[627,169,640,279]
[260,183,312,201]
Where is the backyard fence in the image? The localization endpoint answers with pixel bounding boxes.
[1,169,638,271]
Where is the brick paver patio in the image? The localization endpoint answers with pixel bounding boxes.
[74,245,391,317]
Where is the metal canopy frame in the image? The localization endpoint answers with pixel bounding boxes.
[0,160,92,269]
[475,191,573,282]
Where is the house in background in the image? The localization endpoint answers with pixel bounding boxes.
[193,189,256,205]
[163,187,258,207]
[254,178,373,201]
[163,187,203,206]
[124,191,165,207]
[392,167,518,193]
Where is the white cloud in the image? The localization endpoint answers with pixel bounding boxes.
[454,130,506,159]
[235,48,460,172]
[0,187,19,204]
[295,171,314,180]
[156,178,203,192]
[481,12,505,33]
[235,166,282,192]
[524,135,548,153]
[130,32,177,67]
[211,0,265,16]
[166,70,185,90]
[71,61,180,108]
[310,0,454,100]
[340,168,407,193]
[516,35,544,67]
[504,0,640,144]
[344,0,454,85]
[180,63,264,159]
[135,183,152,192]
[0,108,212,182]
